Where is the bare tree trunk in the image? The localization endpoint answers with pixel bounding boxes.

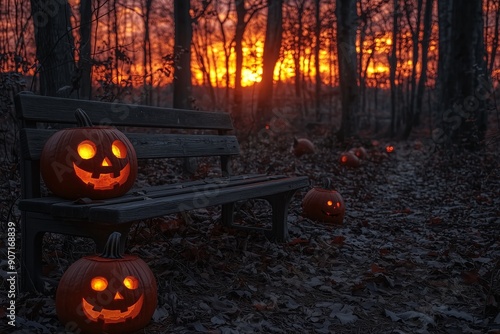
[30,0,76,97]
[255,0,283,128]
[487,1,500,75]
[402,0,423,139]
[79,0,92,99]
[113,0,119,88]
[173,0,192,109]
[335,0,359,142]
[293,1,305,99]
[388,0,399,137]
[358,1,369,126]
[314,0,321,121]
[436,0,452,124]
[233,0,246,122]
[414,0,434,126]
[213,2,231,106]
[232,1,265,125]
[142,0,153,105]
[438,0,490,149]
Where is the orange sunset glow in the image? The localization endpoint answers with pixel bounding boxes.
[1,0,498,102]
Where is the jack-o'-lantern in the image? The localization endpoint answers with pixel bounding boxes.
[56,232,157,334]
[302,178,345,224]
[40,108,137,199]
[339,151,360,167]
[386,145,395,153]
[352,147,368,159]
[292,137,315,157]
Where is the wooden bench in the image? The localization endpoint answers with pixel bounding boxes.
[15,93,310,293]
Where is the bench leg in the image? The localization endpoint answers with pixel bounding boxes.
[221,203,235,227]
[265,191,296,242]
[21,212,44,293]
[221,191,296,242]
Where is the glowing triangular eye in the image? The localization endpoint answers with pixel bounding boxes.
[78,140,96,159]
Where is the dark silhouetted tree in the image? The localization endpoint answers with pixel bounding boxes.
[79,0,92,99]
[255,0,283,128]
[30,0,76,96]
[437,0,490,149]
[173,0,193,109]
[335,0,359,141]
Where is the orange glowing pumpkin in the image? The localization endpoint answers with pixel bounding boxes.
[56,232,157,334]
[302,178,345,224]
[40,108,137,199]
[292,137,315,157]
[386,145,395,153]
[339,151,360,168]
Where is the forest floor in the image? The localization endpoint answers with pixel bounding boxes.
[1,130,500,334]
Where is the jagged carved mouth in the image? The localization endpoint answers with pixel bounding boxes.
[73,163,130,190]
[81,294,144,323]
[322,210,341,217]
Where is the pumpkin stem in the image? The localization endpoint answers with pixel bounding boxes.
[99,232,124,259]
[75,108,93,127]
[323,177,334,190]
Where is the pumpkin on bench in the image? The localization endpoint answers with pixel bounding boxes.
[40,108,138,200]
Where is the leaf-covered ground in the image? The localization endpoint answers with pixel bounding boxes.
[1,133,500,334]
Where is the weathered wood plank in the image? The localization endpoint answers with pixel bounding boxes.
[88,176,310,223]
[18,174,268,215]
[48,175,286,219]
[21,129,240,160]
[15,94,233,130]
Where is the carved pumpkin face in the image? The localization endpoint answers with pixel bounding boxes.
[339,151,360,168]
[73,139,132,190]
[302,181,345,224]
[81,274,144,323]
[40,109,137,199]
[386,145,395,153]
[56,233,157,334]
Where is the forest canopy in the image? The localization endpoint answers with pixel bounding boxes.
[1,0,499,144]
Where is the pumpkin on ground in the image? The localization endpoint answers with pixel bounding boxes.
[339,151,360,168]
[292,137,315,157]
[40,108,137,199]
[386,144,395,153]
[352,147,368,159]
[56,232,157,334]
[302,178,345,224]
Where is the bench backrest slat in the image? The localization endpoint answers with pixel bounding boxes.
[15,94,234,130]
[21,129,240,160]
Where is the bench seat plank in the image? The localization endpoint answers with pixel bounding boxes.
[88,176,310,223]
[18,174,305,222]
[18,174,266,213]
